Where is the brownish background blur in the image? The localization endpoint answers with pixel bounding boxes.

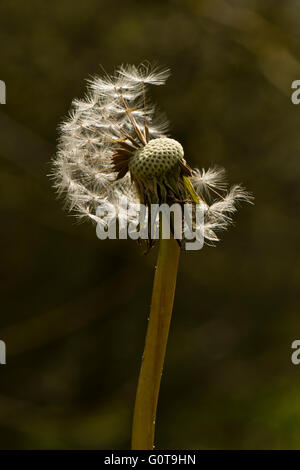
[0,0,300,449]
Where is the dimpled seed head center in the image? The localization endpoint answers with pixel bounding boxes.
[129,137,184,180]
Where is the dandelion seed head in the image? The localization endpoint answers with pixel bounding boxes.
[52,63,253,250]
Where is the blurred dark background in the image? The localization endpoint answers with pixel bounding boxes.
[0,0,300,449]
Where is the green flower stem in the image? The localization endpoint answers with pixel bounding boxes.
[131,235,180,450]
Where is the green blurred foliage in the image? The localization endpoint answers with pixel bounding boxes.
[0,0,300,449]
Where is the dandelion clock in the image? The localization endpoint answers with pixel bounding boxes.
[52,63,252,449]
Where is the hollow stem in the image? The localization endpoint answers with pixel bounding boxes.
[131,235,180,450]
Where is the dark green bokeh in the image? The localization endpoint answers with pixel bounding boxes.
[0,0,300,449]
